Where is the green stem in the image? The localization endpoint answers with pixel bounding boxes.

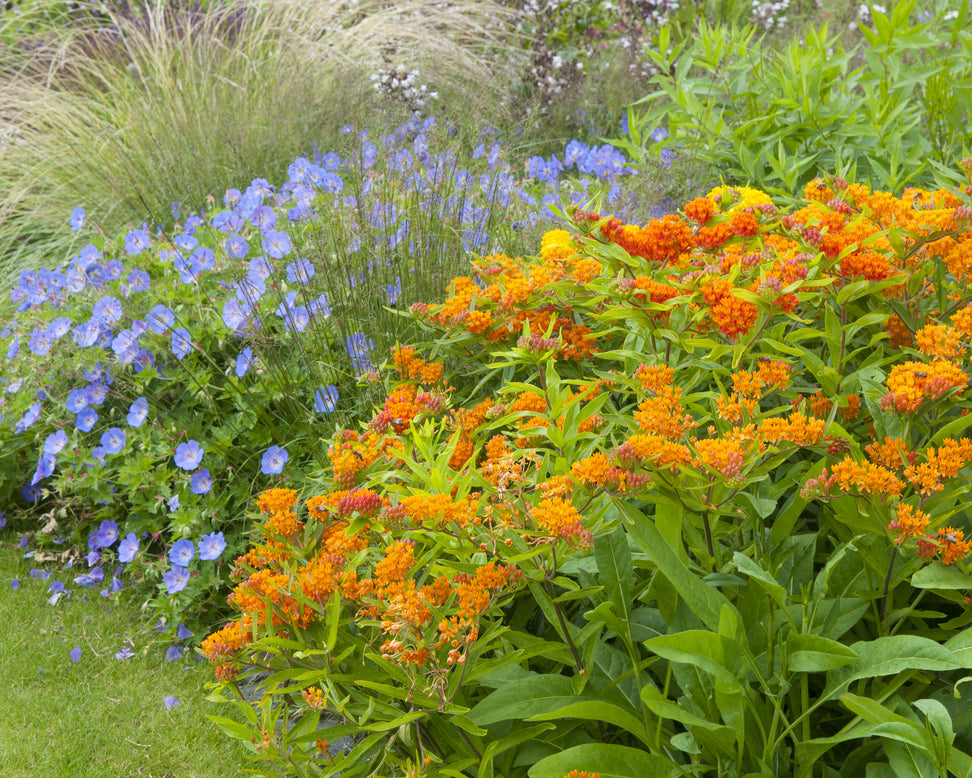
[880,545,898,624]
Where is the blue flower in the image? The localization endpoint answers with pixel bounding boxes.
[222,298,250,331]
[85,382,109,405]
[190,469,212,495]
[73,319,101,348]
[127,397,148,427]
[163,565,190,594]
[313,385,339,413]
[32,451,56,484]
[170,327,192,360]
[235,347,253,377]
[169,539,194,567]
[167,494,180,512]
[15,403,41,433]
[118,533,139,563]
[28,330,52,356]
[45,317,72,340]
[308,294,332,317]
[261,445,288,475]
[225,235,249,258]
[174,440,204,470]
[346,333,375,375]
[126,269,151,293]
[88,520,118,550]
[165,646,183,662]
[146,304,174,334]
[176,623,194,639]
[44,430,68,454]
[76,407,98,432]
[115,647,134,660]
[69,206,85,231]
[286,258,315,285]
[70,646,82,662]
[125,224,150,255]
[198,531,226,561]
[261,230,293,259]
[163,696,180,709]
[92,295,123,327]
[100,427,126,455]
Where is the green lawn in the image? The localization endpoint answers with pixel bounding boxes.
[0,541,248,778]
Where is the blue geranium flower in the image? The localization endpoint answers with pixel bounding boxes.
[45,317,72,340]
[100,427,126,455]
[174,440,204,470]
[163,565,190,594]
[15,403,41,434]
[125,224,150,255]
[118,533,139,563]
[44,430,68,454]
[225,235,249,258]
[92,295,123,327]
[346,333,375,374]
[313,385,339,413]
[146,305,175,334]
[170,327,191,359]
[260,445,288,475]
[169,539,194,567]
[88,520,118,550]
[69,206,85,231]
[285,258,315,285]
[127,397,148,427]
[261,230,292,259]
[235,347,253,377]
[190,469,212,495]
[198,532,226,561]
[31,451,56,484]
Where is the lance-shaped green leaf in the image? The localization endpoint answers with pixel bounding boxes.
[787,633,860,672]
[911,562,972,591]
[617,500,736,632]
[528,744,673,778]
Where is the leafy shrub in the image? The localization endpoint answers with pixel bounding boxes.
[204,165,972,776]
[0,116,643,629]
[621,2,972,197]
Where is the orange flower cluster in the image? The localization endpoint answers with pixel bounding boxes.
[448,398,494,469]
[699,278,759,340]
[758,413,827,446]
[597,214,695,265]
[883,360,969,413]
[888,503,931,541]
[904,438,972,495]
[829,456,905,497]
[915,324,966,360]
[327,431,389,488]
[531,497,592,547]
[562,772,601,778]
[401,492,477,528]
[865,437,916,470]
[391,346,445,384]
[202,615,254,663]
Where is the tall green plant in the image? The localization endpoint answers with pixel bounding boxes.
[620,1,972,198]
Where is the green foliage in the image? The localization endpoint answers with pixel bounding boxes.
[204,168,972,775]
[621,2,972,198]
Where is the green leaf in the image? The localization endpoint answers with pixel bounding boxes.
[825,636,963,702]
[468,675,576,726]
[644,630,743,688]
[787,633,860,672]
[733,552,787,608]
[528,744,673,778]
[595,526,635,616]
[528,701,650,746]
[911,563,972,590]
[617,500,735,632]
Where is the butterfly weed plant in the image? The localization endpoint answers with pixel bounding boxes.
[199,162,972,776]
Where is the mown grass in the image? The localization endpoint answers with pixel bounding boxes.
[0,541,248,778]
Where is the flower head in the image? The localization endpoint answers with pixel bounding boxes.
[199,532,226,561]
[169,539,194,567]
[174,440,204,470]
[261,445,289,475]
